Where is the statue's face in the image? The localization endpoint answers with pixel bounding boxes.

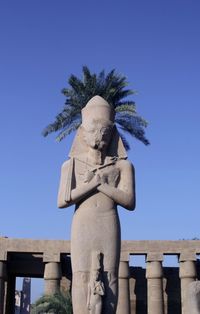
[83,119,113,151]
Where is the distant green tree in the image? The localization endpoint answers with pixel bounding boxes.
[31,292,72,314]
[42,66,149,150]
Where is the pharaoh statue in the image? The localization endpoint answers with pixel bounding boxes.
[58,95,135,314]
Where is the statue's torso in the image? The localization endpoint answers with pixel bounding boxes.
[71,157,121,272]
[74,156,121,214]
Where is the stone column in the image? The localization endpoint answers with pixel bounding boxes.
[44,262,62,295]
[146,253,164,314]
[116,253,131,314]
[43,252,62,295]
[0,261,6,314]
[188,281,200,314]
[179,252,197,314]
[5,275,16,314]
[129,276,136,314]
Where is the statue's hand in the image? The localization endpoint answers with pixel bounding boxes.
[95,173,102,185]
[101,173,108,184]
[99,168,120,187]
[84,171,103,187]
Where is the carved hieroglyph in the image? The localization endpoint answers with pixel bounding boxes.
[58,95,135,314]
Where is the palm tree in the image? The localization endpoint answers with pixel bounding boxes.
[42,66,149,150]
[31,292,72,314]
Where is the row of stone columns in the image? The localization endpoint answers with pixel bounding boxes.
[0,252,198,314]
[116,253,165,314]
[117,252,198,314]
[146,252,197,314]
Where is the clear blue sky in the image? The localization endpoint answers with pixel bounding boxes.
[1,0,200,301]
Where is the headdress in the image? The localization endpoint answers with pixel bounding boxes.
[81,95,115,126]
[69,95,127,159]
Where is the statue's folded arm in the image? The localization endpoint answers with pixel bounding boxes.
[97,160,135,210]
[57,158,101,208]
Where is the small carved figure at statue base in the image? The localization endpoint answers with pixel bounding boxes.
[87,270,105,314]
[87,251,105,314]
[58,96,135,314]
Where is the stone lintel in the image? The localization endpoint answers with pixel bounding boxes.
[43,252,61,262]
[120,251,129,262]
[146,252,163,262]
[179,251,196,262]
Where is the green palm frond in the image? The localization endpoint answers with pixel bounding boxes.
[32,292,72,314]
[116,115,149,145]
[83,65,93,84]
[115,103,137,114]
[56,120,81,142]
[42,66,149,150]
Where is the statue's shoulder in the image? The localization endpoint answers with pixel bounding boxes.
[116,159,135,177]
[117,158,134,170]
[61,157,88,180]
[61,159,71,169]
[61,158,75,174]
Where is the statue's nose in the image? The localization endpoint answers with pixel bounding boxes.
[91,136,99,148]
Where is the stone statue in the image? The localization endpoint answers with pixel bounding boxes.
[58,95,135,314]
